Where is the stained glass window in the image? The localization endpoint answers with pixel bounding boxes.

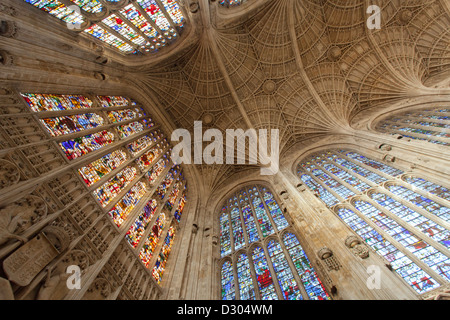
[40,113,104,137]
[93,166,138,207]
[78,150,128,186]
[299,149,450,295]
[21,93,93,112]
[108,181,147,227]
[22,0,186,55]
[126,199,158,248]
[221,261,236,300]
[59,130,115,160]
[219,185,329,300]
[139,212,166,266]
[152,222,176,284]
[376,107,450,147]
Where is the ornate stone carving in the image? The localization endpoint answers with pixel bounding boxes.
[317,247,341,271]
[85,278,111,300]
[2,232,59,286]
[0,20,17,38]
[0,159,20,189]
[345,235,369,259]
[0,195,47,246]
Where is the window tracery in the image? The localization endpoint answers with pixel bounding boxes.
[219,185,330,300]
[297,149,450,294]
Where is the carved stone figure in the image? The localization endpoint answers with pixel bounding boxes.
[0,195,47,246]
[345,235,369,259]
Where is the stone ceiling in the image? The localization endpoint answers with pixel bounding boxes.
[127,0,450,190]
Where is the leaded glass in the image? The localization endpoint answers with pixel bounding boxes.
[59,130,115,160]
[108,181,147,227]
[221,261,235,300]
[78,150,128,186]
[252,247,277,300]
[40,113,104,137]
[139,212,166,266]
[152,223,176,284]
[93,166,138,207]
[126,199,158,248]
[283,233,330,300]
[236,253,256,300]
[21,93,93,112]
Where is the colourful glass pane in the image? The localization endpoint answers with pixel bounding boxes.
[136,0,171,31]
[220,208,232,257]
[221,261,235,300]
[152,223,176,284]
[97,96,129,108]
[108,181,147,227]
[343,151,404,177]
[146,156,169,184]
[23,0,85,24]
[127,134,158,156]
[139,212,166,266]
[136,144,166,171]
[298,173,339,207]
[59,130,115,160]
[174,192,186,222]
[250,188,273,237]
[261,188,289,231]
[236,254,256,300]
[102,14,148,46]
[161,0,184,25]
[40,113,104,137]
[239,193,259,244]
[78,149,128,186]
[230,206,245,251]
[337,207,438,294]
[322,162,371,193]
[354,200,449,283]
[371,191,450,249]
[404,177,450,203]
[252,247,277,300]
[155,166,177,199]
[120,3,159,40]
[106,108,145,123]
[93,166,138,207]
[21,93,93,112]
[71,0,103,13]
[267,240,303,300]
[126,199,158,248]
[84,24,135,53]
[283,233,330,300]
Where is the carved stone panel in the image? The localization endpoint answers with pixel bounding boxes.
[2,233,59,286]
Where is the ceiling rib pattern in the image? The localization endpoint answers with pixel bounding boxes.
[130,0,450,191]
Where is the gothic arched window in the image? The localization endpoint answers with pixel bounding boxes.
[297,149,450,295]
[21,93,187,286]
[22,0,186,55]
[376,107,450,147]
[219,185,330,300]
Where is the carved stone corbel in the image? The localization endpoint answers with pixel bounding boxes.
[345,235,369,259]
[317,247,341,271]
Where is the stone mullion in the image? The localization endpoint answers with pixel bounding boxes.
[132,2,165,36]
[399,174,450,208]
[260,244,284,300]
[134,164,180,253]
[97,21,139,51]
[377,184,450,246]
[114,11,153,46]
[335,150,401,182]
[255,186,281,234]
[278,235,310,300]
[86,136,168,192]
[384,117,450,135]
[245,249,261,300]
[314,161,363,198]
[322,157,380,189]
[247,187,266,244]
[355,194,449,286]
[235,194,251,248]
[154,0,178,31]
[299,168,346,204]
[347,198,448,287]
